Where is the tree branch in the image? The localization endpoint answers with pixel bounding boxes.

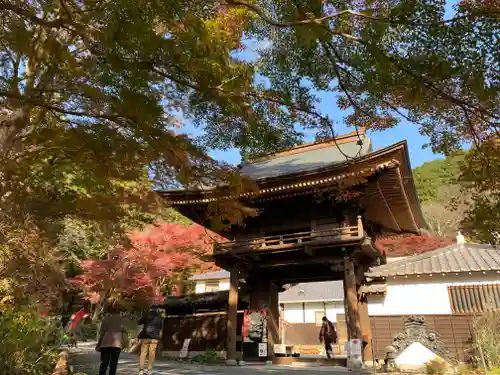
[0,90,124,121]
[0,3,69,28]
[227,0,362,41]
[228,0,488,29]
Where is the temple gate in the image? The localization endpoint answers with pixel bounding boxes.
[161,129,426,364]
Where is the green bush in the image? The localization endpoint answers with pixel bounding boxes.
[79,322,98,341]
[191,350,220,364]
[0,307,65,375]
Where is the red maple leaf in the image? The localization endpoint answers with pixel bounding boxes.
[73,222,226,307]
[375,234,454,257]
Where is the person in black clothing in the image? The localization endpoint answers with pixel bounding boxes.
[319,316,337,359]
[138,305,164,375]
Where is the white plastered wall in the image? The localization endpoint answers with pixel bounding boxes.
[282,301,345,323]
[367,273,500,316]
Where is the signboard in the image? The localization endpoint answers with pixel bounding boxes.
[179,338,191,358]
[297,345,322,355]
[350,339,362,356]
[344,339,362,356]
[258,343,268,357]
[274,344,286,354]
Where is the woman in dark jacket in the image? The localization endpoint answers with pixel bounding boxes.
[319,316,337,359]
[138,305,164,375]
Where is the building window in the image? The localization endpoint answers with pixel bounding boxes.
[315,311,324,326]
[205,281,219,293]
[448,284,500,313]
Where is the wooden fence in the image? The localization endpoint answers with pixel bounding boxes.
[161,312,244,352]
[370,314,476,362]
[161,312,477,362]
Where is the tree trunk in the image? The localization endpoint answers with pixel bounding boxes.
[0,107,30,156]
[92,292,109,322]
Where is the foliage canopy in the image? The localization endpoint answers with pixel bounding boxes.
[0,0,499,317]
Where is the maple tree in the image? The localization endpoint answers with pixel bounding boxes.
[0,217,68,312]
[73,222,222,315]
[0,0,265,244]
[375,234,454,257]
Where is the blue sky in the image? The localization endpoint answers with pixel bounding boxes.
[180,1,459,170]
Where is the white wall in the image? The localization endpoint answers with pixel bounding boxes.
[368,274,500,316]
[219,280,230,291]
[194,282,206,294]
[194,279,230,294]
[282,301,344,323]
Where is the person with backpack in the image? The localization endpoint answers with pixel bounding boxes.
[319,316,337,359]
[138,305,164,375]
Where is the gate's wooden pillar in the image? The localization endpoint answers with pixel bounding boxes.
[358,296,373,362]
[343,255,361,340]
[267,281,280,349]
[226,267,239,364]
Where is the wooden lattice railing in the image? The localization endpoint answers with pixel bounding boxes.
[215,216,364,254]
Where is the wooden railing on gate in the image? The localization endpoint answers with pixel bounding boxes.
[214,216,364,254]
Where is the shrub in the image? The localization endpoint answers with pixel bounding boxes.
[0,307,65,375]
[455,364,484,375]
[190,350,220,364]
[425,358,449,374]
[473,309,500,370]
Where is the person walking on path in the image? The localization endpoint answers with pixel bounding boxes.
[319,316,337,359]
[96,304,127,375]
[138,304,164,375]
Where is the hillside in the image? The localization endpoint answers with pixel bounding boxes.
[412,152,466,205]
[412,152,470,239]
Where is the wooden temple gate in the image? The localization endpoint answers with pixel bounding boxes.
[161,129,427,364]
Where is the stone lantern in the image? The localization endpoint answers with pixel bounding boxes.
[383,345,397,371]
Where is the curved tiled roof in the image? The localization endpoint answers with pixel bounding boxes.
[240,133,371,180]
[366,243,500,278]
